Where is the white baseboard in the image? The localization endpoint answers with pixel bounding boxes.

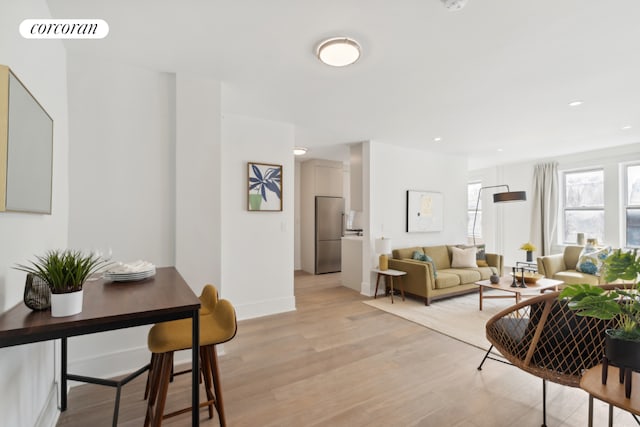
[61,298,297,389]
[34,383,59,427]
[235,295,296,321]
[68,345,150,386]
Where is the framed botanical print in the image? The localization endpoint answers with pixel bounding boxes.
[248,162,283,211]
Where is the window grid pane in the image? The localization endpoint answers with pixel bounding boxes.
[468,182,482,238]
[564,170,604,208]
[627,208,640,247]
[564,210,604,244]
[627,164,640,206]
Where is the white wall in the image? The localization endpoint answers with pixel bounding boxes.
[294,160,302,270]
[364,141,468,295]
[66,57,176,378]
[175,73,222,293]
[220,114,295,320]
[0,1,69,426]
[472,142,640,267]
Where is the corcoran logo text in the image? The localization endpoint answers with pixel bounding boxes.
[20,19,109,39]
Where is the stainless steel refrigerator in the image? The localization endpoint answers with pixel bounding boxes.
[315,196,344,274]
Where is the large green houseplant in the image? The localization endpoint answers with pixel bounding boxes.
[559,248,640,339]
[15,249,107,316]
[559,248,640,377]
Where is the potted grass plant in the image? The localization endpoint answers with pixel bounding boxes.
[15,249,107,317]
[559,248,640,372]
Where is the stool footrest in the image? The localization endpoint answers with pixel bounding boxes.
[163,399,218,420]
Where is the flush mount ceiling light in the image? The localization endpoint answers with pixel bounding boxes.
[316,37,361,67]
[569,100,584,107]
[293,147,308,156]
[441,0,468,11]
[433,137,442,142]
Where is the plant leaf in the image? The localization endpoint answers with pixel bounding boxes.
[251,164,263,181]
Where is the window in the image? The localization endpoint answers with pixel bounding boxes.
[468,182,482,240]
[625,164,640,247]
[562,169,604,244]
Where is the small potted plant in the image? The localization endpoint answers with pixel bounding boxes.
[520,242,536,262]
[559,248,640,374]
[15,249,107,317]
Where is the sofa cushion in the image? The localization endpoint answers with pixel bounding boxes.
[553,270,601,286]
[563,246,584,270]
[451,246,477,268]
[423,245,451,270]
[393,246,423,260]
[457,244,487,266]
[477,266,497,280]
[444,268,482,283]
[412,251,437,277]
[434,272,461,289]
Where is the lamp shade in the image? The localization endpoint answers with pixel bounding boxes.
[493,191,527,203]
[375,238,392,254]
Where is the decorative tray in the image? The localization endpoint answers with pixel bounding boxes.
[509,271,544,284]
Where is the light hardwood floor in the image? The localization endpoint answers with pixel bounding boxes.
[57,271,634,426]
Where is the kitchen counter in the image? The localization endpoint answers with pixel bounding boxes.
[341,237,363,292]
[342,235,363,240]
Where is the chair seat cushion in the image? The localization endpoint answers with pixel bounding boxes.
[553,270,600,285]
[148,300,236,353]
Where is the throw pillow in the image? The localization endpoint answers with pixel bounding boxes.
[412,251,438,277]
[457,244,486,266]
[451,246,477,268]
[577,246,611,276]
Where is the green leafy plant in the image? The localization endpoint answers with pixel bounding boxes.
[559,248,640,341]
[602,248,640,283]
[559,283,640,340]
[15,249,108,294]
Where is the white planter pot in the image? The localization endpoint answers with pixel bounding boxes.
[50,290,83,317]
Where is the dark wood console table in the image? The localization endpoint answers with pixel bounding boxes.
[0,266,201,426]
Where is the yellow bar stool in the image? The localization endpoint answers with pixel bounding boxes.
[144,284,237,427]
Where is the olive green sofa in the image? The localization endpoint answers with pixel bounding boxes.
[387,245,503,305]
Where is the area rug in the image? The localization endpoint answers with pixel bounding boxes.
[363,291,513,351]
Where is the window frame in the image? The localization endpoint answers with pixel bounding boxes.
[624,162,640,248]
[560,167,605,245]
[468,181,482,241]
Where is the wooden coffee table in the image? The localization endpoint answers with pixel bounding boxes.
[474,276,564,310]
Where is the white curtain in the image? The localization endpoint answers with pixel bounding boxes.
[530,162,559,256]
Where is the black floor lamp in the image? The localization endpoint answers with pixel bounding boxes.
[472,185,527,246]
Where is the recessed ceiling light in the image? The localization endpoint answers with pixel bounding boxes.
[316,37,361,67]
[568,100,583,107]
[622,125,632,130]
[497,148,503,152]
[441,0,468,11]
[293,147,308,156]
[434,137,442,142]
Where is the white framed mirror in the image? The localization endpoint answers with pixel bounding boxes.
[0,65,53,214]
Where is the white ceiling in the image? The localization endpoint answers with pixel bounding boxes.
[47,0,640,168]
